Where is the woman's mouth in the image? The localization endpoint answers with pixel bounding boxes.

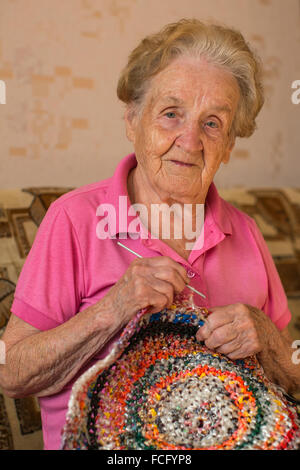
[170,160,194,167]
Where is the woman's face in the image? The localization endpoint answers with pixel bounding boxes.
[125,56,240,204]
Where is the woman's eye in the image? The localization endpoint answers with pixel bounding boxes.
[206,120,218,128]
[165,111,177,119]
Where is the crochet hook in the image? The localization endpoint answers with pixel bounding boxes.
[117,241,206,299]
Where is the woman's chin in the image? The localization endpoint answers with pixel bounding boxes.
[156,178,204,203]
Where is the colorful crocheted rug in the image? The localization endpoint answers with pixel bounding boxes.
[61,296,300,450]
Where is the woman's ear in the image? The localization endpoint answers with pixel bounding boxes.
[124,105,138,143]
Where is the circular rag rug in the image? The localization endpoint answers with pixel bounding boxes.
[61,296,300,450]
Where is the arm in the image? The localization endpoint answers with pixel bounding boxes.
[196,303,300,395]
[0,302,121,399]
[256,323,300,394]
[0,256,188,398]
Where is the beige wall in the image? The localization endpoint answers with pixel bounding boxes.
[0,0,299,190]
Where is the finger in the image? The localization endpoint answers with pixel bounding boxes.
[146,291,171,314]
[129,277,172,313]
[228,335,261,359]
[144,277,176,308]
[144,256,190,284]
[227,347,253,360]
[216,337,242,356]
[203,324,238,350]
[153,268,186,294]
[196,323,211,341]
[120,269,171,311]
[203,307,236,333]
[196,312,232,342]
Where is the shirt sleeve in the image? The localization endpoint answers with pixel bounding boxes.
[248,217,291,331]
[11,202,85,331]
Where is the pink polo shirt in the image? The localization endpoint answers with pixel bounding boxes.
[11,153,291,450]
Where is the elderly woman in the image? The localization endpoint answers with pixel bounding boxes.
[0,19,299,450]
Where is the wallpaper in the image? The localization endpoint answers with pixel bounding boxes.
[0,0,299,189]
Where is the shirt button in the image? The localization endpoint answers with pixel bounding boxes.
[187,269,195,278]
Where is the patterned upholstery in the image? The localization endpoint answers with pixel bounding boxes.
[0,186,299,449]
[218,188,300,343]
[0,187,73,450]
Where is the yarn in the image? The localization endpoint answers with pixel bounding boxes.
[61,295,300,450]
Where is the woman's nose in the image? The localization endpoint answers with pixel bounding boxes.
[175,122,204,153]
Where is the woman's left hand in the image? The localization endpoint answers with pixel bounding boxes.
[196,303,272,359]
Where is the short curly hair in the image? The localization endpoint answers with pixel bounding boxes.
[117,18,264,138]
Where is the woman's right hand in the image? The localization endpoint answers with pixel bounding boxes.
[104,256,189,328]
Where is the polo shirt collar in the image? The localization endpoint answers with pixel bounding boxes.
[205,182,233,236]
[105,153,138,238]
[186,181,232,263]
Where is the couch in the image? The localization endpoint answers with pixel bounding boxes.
[0,186,299,450]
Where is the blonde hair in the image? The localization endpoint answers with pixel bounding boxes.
[117,18,264,138]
